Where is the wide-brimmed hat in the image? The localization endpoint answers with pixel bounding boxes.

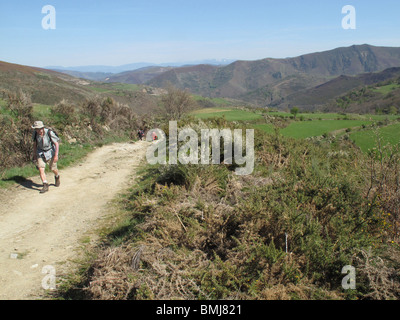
[32,121,45,129]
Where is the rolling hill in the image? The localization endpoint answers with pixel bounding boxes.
[0,61,160,114]
[283,67,400,111]
[50,70,114,82]
[145,44,400,108]
[48,59,235,83]
[0,61,97,105]
[105,66,175,84]
[3,44,400,113]
[147,64,220,95]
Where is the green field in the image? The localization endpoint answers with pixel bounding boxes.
[254,120,372,139]
[252,123,274,134]
[1,99,54,119]
[192,107,399,152]
[372,83,400,94]
[33,103,53,118]
[87,83,141,95]
[193,96,232,106]
[192,108,263,121]
[350,123,400,152]
[267,111,348,119]
[267,111,398,121]
[280,120,373,139]
[194,108,398,121]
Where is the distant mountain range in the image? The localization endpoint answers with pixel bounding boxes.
[53,44,400,110]
[3,44,400,112]
[145,44,400,108]
[47,59,235,78]
[47,62,158,74]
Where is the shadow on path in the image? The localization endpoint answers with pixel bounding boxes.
[2,176,42,191]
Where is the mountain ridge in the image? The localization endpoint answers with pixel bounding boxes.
[3,44,400,112]
[145,44,400,107]
[0,60,97,105]
[284,67,400,112]
[46,59,235,75]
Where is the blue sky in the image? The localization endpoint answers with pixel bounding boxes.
[1,0,400,68]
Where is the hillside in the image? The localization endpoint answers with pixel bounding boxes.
[0,61,97,105]
[148,64,220,95]
[0,61,161,115]
[4,44,400,113]
[327,76,400,114]
[146,44,400,107]
[51,70,114,82]
[105,66,175,84]
[11,44,399,112]
[283,67,400,112]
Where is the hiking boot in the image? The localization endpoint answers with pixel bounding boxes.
[55,175,60,187]
[40,183,49,194]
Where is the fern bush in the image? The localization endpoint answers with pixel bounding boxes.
[60,121,400,300]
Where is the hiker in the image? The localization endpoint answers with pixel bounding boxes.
[138,129,145,141]
[151,131,158,141]
[32,121,60,194]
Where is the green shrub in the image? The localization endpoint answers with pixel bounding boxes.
[56,117,400,301]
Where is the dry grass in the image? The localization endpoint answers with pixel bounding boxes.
[63,122,400,301]
[86,246,135,300]
[86,244,211,300]
[353,248,400,300]
[82,163,341,300]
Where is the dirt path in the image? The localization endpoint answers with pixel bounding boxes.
[0,140,149,300]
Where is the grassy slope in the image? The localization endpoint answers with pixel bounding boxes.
[148,45,400,106]
[267,112,398,121]
[57,108,400,300]
[350,123,400,152]
[87,83,141,94]
[193,108,263,121]
[372,83,400,94]
[0,61,96,105]
[252,124,274,134]
[280,120,373,139]
[192,108,399,147]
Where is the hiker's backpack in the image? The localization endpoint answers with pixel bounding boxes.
[33,127,61,145]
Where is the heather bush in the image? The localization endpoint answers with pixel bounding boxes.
[51,99,77,126]
[0,90,34,170]
[72,123,400,300]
